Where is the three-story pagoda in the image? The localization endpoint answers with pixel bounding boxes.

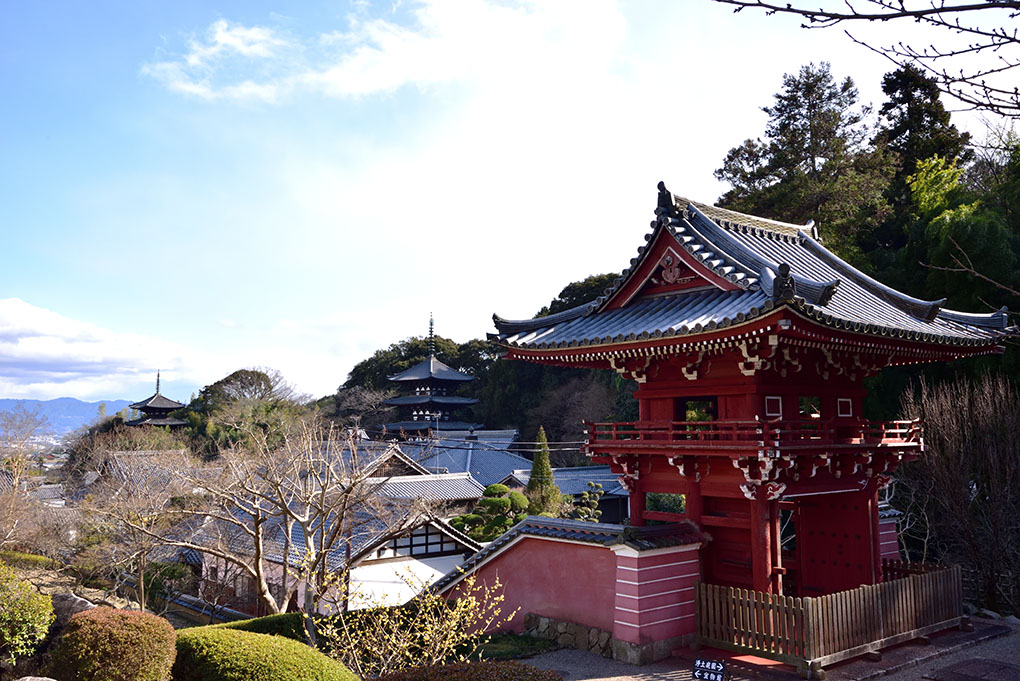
[384,318,482,434]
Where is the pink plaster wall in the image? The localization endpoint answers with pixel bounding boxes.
[878,517,901,561]
[449,537,618,633]
[613,547,700,644]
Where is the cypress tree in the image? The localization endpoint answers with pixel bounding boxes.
[526,426,562,516]
[527,426,555,492]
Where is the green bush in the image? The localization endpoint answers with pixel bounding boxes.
[173,628,357,681]
[0,549,58,570]
[0,562,54,664]
[50,607,176,681]
[376,660,562,681]
[203,612,306,641]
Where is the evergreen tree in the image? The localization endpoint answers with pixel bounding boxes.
[526,427,563,515]
[873,65,972,253]
[449,484,529,542]
[715,62,893,262]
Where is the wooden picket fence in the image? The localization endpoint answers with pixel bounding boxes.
[695,565,963,679]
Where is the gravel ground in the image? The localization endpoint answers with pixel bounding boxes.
[524,617,1020,681]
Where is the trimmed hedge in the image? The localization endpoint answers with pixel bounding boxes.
[50,607,177,681]
[377,660,562,681]
[173,628,357,681]
[205,612,306,641]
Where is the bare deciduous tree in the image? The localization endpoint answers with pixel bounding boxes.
[899,374,1020,612]
[713,0,1020,117]
[86,411,429,642]
[0,404,49,549]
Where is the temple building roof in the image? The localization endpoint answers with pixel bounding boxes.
[387,355,475,383]
[383,395,479,407]
[493,183,1015,356]
[129,392,185,411]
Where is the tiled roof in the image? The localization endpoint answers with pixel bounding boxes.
[493,184,1015,351]
[384,420,484,433]
[388,356,475,382]
[125,416,189,427]
[383,395,480,407]
[129,392,185,411]
[502,465,628,497]
[401,435,532,487]
[433,516,706,593]
[372,472,485,501]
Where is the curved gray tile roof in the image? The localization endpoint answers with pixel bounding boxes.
[493,185,1014,350]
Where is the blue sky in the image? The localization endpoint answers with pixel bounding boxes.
[0,0,992,402]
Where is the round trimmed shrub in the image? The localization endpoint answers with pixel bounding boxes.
[173,628,357,681]
[50,607,176,681]
[0,562,54,664]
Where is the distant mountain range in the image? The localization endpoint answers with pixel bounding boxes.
[0,397,134,436]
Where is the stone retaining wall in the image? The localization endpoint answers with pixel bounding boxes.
[523,612,613,658]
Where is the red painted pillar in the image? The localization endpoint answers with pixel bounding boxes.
[686,480,703,526]
[630,480,646,527]
[749,496,773,593]
[769,499,783,593]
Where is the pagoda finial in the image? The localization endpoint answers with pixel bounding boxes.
[156,371,161,395]
[429,313,435,358]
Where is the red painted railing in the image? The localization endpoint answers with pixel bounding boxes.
[583,418,922,458]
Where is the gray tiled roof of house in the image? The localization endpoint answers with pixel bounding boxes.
[502,465,628,497]
[493,185,1015,350]
[433,516,706,593]
[401,436,532,487]
[372,472,485,501]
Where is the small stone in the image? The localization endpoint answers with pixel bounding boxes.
[538,617,549,633]
[557,632,574,647]
[556,621,568,634]
[598,631,611,647]
[979,608,1001,620]
[1004,615,1020,625]
[963,601,979,615]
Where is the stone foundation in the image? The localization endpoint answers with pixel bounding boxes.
[522,613,690,664]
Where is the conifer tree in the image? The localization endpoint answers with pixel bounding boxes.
[526,427,562,516]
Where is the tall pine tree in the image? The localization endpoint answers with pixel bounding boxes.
[715,62,893,263]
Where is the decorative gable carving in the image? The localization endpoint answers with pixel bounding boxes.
[602,228,739,311]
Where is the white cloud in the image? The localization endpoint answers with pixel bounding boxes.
[142,1,624,102]
[143,18,290,101]
[0,298,201,400]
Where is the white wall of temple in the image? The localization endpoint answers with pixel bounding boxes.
[348,555,464,609]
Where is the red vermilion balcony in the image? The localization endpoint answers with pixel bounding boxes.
[583,418,923,460]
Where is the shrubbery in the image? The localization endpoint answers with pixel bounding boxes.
[205,612,306,641]
[0,561,54,664]
[376,660,562,681]
[0,550,58,570]
[49,607,176,681]
[173,628,357,681]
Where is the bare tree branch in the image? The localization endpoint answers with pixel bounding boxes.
[713,1,1020,117]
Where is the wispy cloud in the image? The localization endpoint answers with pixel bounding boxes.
[0,298,196,399]
[142,1,621,102]
[143,18,291,101]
